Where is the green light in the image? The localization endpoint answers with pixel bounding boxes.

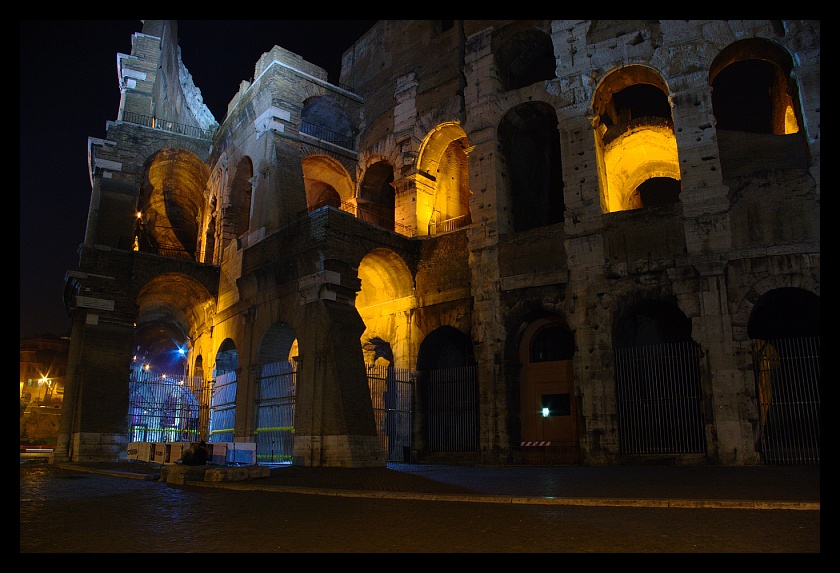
[542,407,550,417]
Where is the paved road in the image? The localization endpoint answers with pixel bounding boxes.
[20,460,819,553]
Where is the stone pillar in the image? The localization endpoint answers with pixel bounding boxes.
[53,314,87,462]
[57,247,138,462]
[293,273,385,467]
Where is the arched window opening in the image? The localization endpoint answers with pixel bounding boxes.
[710,38,809,176]
[134,148,209,260]
[494,28,556,91]
[358,161,396,231]
[300,96,356,150]
[593,67,680,214]
[302,155,355,214]
[416,123,473,236]
[498,102,565,232]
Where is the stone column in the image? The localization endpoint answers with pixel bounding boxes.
[293,270,385,467]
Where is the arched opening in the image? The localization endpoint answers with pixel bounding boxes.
[128,273,212,445]
[593,66,680,213]
[612,299,705,457]
[498,102,565,232]
[517,317,578,464]
[302,154,355,212]
[710,38,802,136]
[134,148,210,259]
[358,161,396,231]
[300,95,356,150]
[357,248,415,461]
[417,326,477,457]
[254,323,298,465]
[209,338,238,443]
[416,122,472,236]
[494,27,556,91]
[710,38,809,177]
[748,288,819,465]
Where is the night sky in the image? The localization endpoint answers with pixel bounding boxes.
[20,20,376,339]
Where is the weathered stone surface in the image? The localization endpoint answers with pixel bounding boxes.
[58,20,819,469]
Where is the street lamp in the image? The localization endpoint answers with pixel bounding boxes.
[178,345,188,380]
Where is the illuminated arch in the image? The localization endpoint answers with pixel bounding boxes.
[136,148,210,259]
[603,125,681,212]
[592,65,680,214]
[356,248,415,369]
[302,154,355,210]
[709,37,801,136]
[416,122,472,236]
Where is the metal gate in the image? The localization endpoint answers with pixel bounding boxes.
[753,337,820,465]
[427,365,478,452]
[127,371,207,443]
[367,364,412,461]
[255,360,297,465]
[208,371,237,443]
[614,342,706,455]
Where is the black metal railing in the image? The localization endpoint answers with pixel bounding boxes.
[299,120,356,150]
[122,112,215,141]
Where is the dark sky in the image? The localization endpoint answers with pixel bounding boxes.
[20,20,377,339]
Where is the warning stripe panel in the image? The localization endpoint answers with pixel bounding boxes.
[520,441,552,446]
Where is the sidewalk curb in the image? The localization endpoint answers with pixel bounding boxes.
[56,463,160,481]
[53,463,820,511]
[182,478,820,511]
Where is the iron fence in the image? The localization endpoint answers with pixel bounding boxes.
[255,361,297,464]
[300,120,356,150]
[426,365,478,452]
[208,371,237,443]
[122,111,215,140]
[753,337,820,465]
[128,371,207,443]
[614,342,706,455]
[367,364,413,461]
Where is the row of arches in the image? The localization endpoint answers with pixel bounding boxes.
[127,253,819,465]
[131,34,808,268]
[118,24,816,466]
[493,25,807,215]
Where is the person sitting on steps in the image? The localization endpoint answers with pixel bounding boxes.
[179,441,208,466]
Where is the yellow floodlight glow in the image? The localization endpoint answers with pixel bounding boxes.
[784,105,799,134]
[603,125,680,213]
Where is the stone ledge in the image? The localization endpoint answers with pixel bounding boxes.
[160,464,269,485]
[205,465,270,482]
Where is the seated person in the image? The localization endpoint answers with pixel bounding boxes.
[180,441,208,466]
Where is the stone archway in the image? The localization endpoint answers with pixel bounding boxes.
[517,317,579,464]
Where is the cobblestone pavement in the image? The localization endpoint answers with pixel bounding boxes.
[35,456,821,510]
[20,460,821,553]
